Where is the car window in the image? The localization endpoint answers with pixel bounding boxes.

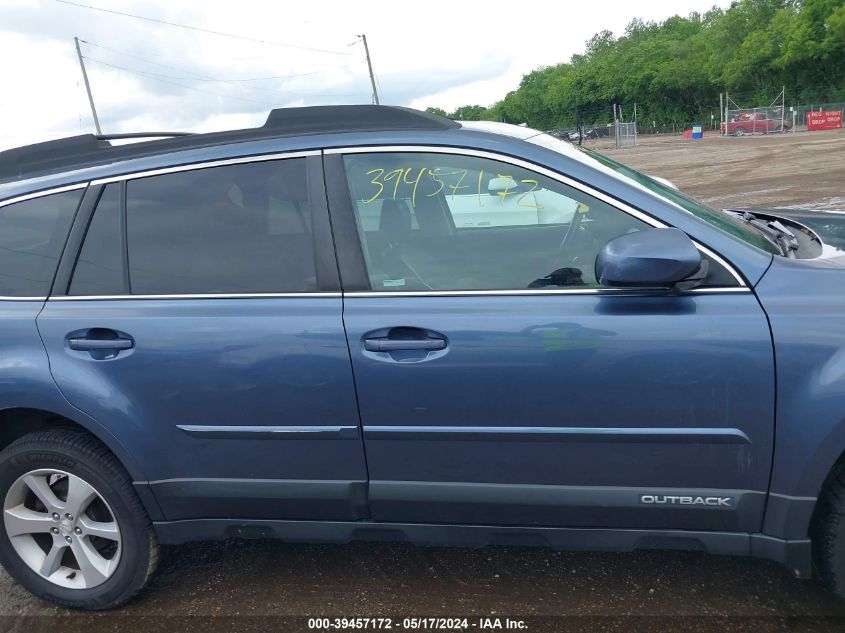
[0,189,82,297]
[581,148,781,254]
[125,158,317,295]
[69,185,124,296]
[343,152,652,291]
[524,132,780,255]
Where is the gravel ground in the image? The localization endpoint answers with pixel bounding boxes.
[3,540,845,631]
[595,128,845,211]
[3,129,845,632]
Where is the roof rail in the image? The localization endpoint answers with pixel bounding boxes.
[261,105,458,133]
[94,132,193,141]
[0,105,459,183]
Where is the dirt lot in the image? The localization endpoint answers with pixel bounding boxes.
[3,130,845,632]
[3,542,845,631]
[596,128,845,210]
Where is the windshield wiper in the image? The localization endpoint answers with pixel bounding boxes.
[729,210,799,257]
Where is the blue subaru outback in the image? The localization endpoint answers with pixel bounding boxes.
[0,105,843,609]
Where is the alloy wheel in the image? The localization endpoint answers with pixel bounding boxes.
[3,469,121,589]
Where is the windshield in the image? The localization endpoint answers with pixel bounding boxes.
[524,132,781,255]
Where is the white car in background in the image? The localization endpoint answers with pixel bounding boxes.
[355,175,580,231]
[448,176,580,228]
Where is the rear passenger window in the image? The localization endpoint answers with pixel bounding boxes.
[69,185,124,296]
[125,158,316,295]
[0,189,82,297]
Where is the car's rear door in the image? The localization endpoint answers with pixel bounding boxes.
[327,147,774,533]
[37,152,369,522]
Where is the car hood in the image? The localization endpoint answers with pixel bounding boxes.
[730,207,845,263]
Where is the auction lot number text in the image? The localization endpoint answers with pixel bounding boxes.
[307,617,527,630]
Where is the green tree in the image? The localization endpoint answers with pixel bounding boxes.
[448,105,489,121]
[427,0,845,131]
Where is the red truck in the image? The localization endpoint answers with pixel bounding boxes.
[721,112,786,136]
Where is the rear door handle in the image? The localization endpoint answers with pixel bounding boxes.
[364,338,446,352]
[67,327,135,353]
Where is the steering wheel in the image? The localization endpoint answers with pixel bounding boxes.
[555,208,588,268]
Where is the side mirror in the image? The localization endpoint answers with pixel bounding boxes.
[595,228,702,289]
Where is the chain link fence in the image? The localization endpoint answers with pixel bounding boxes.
[546,92,844,147]
[789,102,845,132]
[615,122,637,148]
[721,91,845,136]
[723,106,788,136]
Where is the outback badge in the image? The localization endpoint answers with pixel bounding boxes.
[640,494,733,507]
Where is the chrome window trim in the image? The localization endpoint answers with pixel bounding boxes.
[327,145,748,288]
[49,292,342,301]
[343,287,749,298]
[90,149,320,185]
[51,150,324,301]
[0,182,88,208]
[0,296,49,301]
[46,289,749,301]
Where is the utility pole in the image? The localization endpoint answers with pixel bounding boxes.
[358,34,380,105]
[74,37,102,135]
[781,85,785,133]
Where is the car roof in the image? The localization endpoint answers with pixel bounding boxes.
[0,105,459,185]
[0,108,776,285]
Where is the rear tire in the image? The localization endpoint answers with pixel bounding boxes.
[0,429,158,609]
[812,463,845,598]
[735,128,746,137]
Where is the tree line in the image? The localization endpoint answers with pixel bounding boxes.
[426,0,845,131]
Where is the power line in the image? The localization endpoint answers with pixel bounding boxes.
[55,0,353,56]
[83,56,288,96]
[83,57,363,102]
[82,56,353,97]
[81,42,348,83]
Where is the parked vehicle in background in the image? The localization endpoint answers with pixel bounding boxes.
[721,112,786,136]
[4,106,845,609]
[550,126,612,143]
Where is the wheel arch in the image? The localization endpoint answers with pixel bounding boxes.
[0,406,147,483]
[765,420,845,544]
[810,445,845,529]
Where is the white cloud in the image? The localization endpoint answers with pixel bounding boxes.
[0,0,730,149]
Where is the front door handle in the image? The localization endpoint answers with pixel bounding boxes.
[68,338,134,351]
[363,338,446,352]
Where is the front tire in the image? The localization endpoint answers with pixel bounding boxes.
[812,463,845,598]
[735,127,746,137]
[0,429,158,609]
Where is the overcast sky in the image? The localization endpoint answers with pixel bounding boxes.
[0,0,731,150]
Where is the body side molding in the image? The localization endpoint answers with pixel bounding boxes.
[363,425,751,444]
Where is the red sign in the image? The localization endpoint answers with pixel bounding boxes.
[808,111,843,131]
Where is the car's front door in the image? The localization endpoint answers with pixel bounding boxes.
[37,153,369,522]
[328,148,774,533]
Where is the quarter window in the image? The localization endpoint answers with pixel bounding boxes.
[0,189,82,297]
[125,158,317,295]
[69,184,124,296]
